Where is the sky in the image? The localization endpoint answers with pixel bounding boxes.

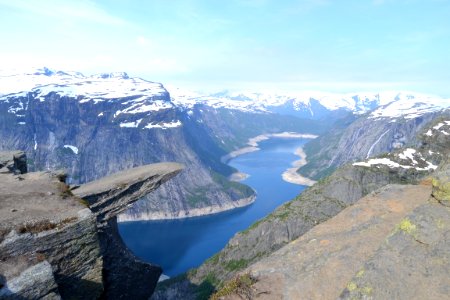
[0,0,449,95]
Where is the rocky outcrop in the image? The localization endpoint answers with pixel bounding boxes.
[0,169,104,299]
[0,151,27,175]
[213,180,450,299]
[0,261,61,300]
[0,151,183,299]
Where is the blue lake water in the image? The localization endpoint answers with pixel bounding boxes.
[118,138,307,277]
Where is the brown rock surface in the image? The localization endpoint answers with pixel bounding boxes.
[222,184,433,299]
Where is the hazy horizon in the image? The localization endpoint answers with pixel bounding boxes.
[1,0,449,96]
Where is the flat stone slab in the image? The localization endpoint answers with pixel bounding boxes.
[0,171,85,237]
[240,184,432,299]
[73,162,183,223]
[74,162,183,200]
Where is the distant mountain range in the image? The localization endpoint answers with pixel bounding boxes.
[169,86,450,120]
[2,67,449,123]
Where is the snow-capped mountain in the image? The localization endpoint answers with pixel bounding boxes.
[169,87,450,120]
[0,67,181,130]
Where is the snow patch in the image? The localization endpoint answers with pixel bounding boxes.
[353,155,437,171]
[63,145,79,154]
[398,148,417,164]
[144,120,182,129]
[119,119,143,128]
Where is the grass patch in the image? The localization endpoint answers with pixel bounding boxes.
[17,220,57,234]
[210,273,256,300]
[16,217,78,234]
[79,198,90,207]
[58,182,74,199]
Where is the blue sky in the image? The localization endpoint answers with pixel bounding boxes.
[0,0,449,95]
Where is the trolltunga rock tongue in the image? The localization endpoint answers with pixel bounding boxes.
[73,162,183,223]
[72,162,183,299]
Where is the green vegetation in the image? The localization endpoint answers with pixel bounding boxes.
[195,273,219,300]
[187,187,210,207]
[205,253,220,265]
[224,259,250,272]
[347,281,358,292]
[210,171,254,198]
[78,198,90,207]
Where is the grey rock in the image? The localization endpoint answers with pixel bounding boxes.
[0,261,61,300]
[0,151,27,175]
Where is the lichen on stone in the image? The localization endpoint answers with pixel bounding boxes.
[398,218,417,235]
[347,281,358,292]
[432,177,450,204]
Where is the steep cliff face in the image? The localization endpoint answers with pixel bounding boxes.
[300,108,450,180]
[0,151,182,299]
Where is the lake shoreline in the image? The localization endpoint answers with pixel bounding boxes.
[282,147,317,186]
[226,132,317,186]
[221,132,318,164]
[117,195,256,222]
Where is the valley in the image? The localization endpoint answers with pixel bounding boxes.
[1,68,450,299]
[119,137,309,277]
